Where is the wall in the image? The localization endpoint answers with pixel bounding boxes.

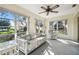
[45,12,79,41]
[0,4,45,34]
[0,4,79,41]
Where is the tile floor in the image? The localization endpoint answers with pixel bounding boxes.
[29,39,79,55]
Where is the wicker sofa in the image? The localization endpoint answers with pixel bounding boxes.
[17,33,46,54]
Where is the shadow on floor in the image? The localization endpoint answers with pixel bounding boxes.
[19,39,79,55]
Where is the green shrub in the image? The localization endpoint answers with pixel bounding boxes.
[0,34,14,43]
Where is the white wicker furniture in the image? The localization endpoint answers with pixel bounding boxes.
[17,33,46,55]
[0,40,17,55]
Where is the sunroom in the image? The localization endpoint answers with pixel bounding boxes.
[0,4,79,55]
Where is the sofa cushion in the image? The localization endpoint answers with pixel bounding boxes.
[26,35,31,41]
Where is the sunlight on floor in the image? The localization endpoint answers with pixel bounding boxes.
[57,39,69,44]
[57,39,79,45]
[43,50,49,55]
[43,46,54,55]
[48,46,52,50]
[66,40,79,45]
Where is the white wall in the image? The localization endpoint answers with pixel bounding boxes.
[0,4,45,34]
[0,4,79,41]
[45,12,79,41]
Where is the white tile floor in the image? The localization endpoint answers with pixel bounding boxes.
[28,39,79,55]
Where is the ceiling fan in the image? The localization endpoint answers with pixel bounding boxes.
[39,5,59,16]
[72,4,76,7]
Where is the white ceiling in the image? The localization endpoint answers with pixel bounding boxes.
[18,4,78,18]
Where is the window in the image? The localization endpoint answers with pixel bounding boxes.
[49,20,68,35]
[0,8,28,42]
[0,10,15,43]
[35,19,44,33]
[16,15,28,39]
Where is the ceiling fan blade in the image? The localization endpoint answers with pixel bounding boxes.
[51,5,59,10]
[39,11,46,14]
[41,6,47,10]
[72,4,76,7]
[51,11,58,13]
[47,12,49,16]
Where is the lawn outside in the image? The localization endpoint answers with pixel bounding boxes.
[0,33,14,43]
[0,29,15,34]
